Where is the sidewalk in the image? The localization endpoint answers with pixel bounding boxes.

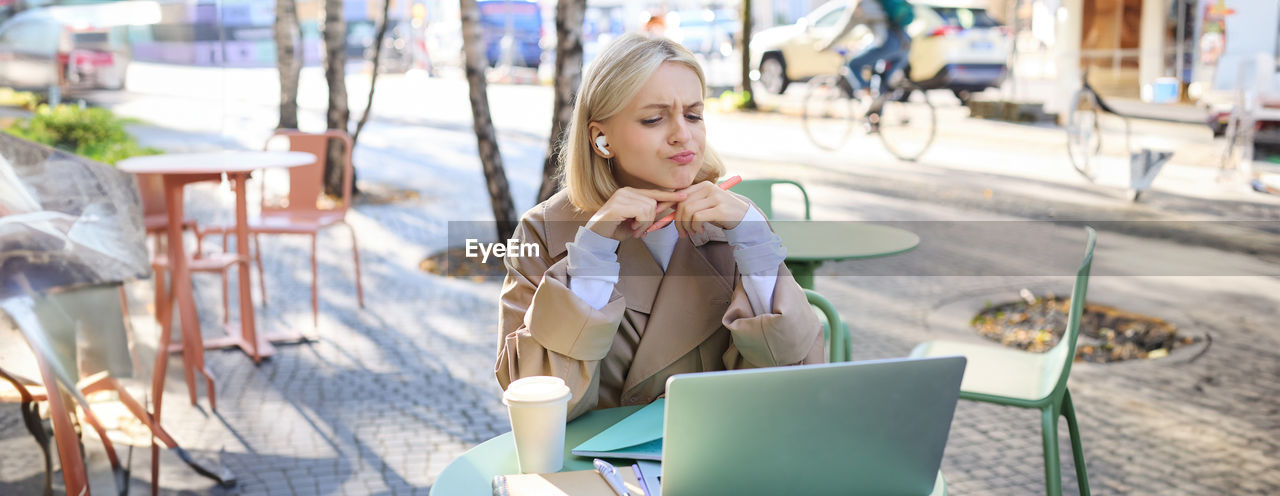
[724,91,1280,223]
[2,75,1279,494]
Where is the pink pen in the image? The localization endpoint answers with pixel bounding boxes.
[646,175,742,233]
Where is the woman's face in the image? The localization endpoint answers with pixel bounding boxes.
[593,62,705,191]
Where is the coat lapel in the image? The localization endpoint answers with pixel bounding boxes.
[622,236,734,392]
[615,238,663,313]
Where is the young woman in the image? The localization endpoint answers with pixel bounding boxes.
[496,33,823,420]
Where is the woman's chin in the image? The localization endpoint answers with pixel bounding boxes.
[667,165,700,189]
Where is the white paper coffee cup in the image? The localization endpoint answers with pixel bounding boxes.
[503,376,572,474]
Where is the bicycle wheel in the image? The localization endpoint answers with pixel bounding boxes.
[803,74,858,151]
[1220,107,1254,174]
[874,83,936,161]
[1065,89,1101,181]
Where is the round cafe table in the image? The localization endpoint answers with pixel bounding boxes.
[430,406,947,495]
[772,221,920,290]
[119,150,314,408]
[773,221,919,362]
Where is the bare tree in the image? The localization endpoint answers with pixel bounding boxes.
[460,0,518,240]
[352,0,392,145]
[738,0,757,110]
[274,0,302,129]
[536,0,587,203]
[322,0,355,197]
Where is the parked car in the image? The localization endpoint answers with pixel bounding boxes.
[0,8,130,93]
[353,19,416,73]
[908,2,1010,101]
[750,0,1008,100]
[477,0,542,68]
[668,9,739,59]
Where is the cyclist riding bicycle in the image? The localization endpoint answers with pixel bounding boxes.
[816,0,914,99]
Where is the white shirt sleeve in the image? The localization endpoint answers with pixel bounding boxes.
[566,226,621,310]
[724,206,787,315]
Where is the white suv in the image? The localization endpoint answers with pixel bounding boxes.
[751,0,1009,101]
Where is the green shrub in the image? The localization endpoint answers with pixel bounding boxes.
[3,104,160,165]
[717,89,755,111]
[0,87,42,111]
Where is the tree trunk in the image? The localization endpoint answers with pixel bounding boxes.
[274,0,301,129]
[536,0,587,203]
[322,0,355,197]
[460,0,518,241]
[353,0,391,146]
[738,0,757,110]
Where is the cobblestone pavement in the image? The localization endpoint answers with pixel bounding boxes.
[3,113,1279,495]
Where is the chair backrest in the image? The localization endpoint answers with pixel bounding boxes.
[735,179,811,220]
[804,289,845,363]
[136,173,167,217]
[263,129,354,213]
[1039,227,1096,401]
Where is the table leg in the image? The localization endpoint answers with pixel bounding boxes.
[163,176,209,406]
[786,261,820,290]
[187,173,279,361]
[231,172,272,363]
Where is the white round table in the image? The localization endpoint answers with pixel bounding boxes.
[119,151,315,175]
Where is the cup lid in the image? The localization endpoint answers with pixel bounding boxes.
[503,376,571,404]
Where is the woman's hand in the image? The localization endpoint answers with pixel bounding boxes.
[672,181,749,237]
[586,187,688,241]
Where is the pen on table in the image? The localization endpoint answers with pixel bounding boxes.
[593,458,631,496]
[632,462,651,496]
[646,175,742,233]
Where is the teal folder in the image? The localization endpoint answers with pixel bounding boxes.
[571,399,665,461]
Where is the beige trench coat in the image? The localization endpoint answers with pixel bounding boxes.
[496,190,824,420]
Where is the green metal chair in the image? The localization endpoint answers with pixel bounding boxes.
[735,179,812,220]
[741,180,851,361]
[742,179,854,361]
[804,289,847,363]
[910,227,1096,496]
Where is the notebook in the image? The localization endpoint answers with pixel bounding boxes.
[492,466,645,496]
[570,399,665,461]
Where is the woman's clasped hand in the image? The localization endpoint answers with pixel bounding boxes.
[586,181,748,241]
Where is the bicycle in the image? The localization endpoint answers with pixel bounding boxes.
[1065,71,1171,200]
[802,45,937,161]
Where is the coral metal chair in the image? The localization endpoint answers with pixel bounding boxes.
[911,227,1096,496]
[0,283,184,496]
[137,173,240,327]
[204,130,365,330]
[139,172,198,239]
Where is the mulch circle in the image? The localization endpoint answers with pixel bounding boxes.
[972,292,1201,363]
[419,246,506,281]
[352,181,422,206]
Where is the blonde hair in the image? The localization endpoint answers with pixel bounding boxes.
[558,33,725,212]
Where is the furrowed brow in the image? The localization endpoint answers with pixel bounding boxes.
[640,102,704,110]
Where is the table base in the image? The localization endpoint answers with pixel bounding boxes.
[166,321,320,359]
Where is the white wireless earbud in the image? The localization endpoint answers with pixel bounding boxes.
[595,135,610,156]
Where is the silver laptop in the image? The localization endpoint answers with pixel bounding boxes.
[661,356,966,496]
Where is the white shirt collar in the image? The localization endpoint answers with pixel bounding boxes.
[642,221,679,271]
